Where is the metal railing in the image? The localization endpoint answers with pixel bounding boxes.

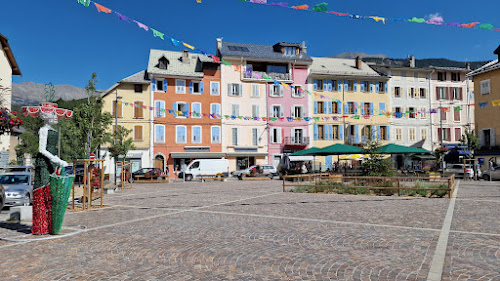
[243,71,291,81]
[284,136,309,146]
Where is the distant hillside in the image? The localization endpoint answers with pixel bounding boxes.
[362,57,489,70]
[12,82,89,106]
[333,52,387,59]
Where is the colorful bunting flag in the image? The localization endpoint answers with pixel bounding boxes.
[151,28,164,40]
[116,12,131,22]
[182,42,195,50]
[134,20,149,31]
[94,2,112,13]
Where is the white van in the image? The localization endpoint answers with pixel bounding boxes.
[179,159,229,181]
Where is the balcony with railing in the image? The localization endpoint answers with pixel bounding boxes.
[243,70,291,82]
[284,136,309,146]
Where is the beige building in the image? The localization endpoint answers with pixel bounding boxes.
[101,70,153,175]
[0,33,21,163]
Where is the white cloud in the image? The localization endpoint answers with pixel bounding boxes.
[426,13,442,19]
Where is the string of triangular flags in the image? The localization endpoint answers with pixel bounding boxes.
[116,100,484,122]
[240,0,499,32]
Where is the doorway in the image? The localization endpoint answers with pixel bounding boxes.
[155,155,165,172]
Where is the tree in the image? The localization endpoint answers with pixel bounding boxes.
[67,73,112,159]
[361,139,391,176]
[460,129,479,157]
[108,126,135,185]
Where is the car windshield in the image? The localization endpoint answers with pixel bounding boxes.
[0,175,30,185]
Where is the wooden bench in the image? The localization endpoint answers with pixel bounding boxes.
[134,174,168,183]
[200,174,226,182]
[240,173,272,180]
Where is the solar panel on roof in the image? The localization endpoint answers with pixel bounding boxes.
[228,46,249,52]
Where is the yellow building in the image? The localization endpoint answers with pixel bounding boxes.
[468,46,500,167]
[101,70,153,176]
[309,57,390,170]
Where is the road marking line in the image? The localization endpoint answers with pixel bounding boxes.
[427,180,460,281]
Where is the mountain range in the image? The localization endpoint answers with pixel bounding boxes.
[12,82,89,106]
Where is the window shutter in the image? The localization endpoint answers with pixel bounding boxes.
[369,81,373,92]
[314,124,318,140]
[354,80,358,92]
[447,128,451,141]
[280,85,284,97]
[329,125,334,140]
[339,125,343,140]
[371,125,376,140]
[361,103,365,115]
[186,103,190,117]
[172,102,177,117]
[459,88,463,100]
[376,82,380,93]
[354,102,358,114]
[324,125,329,140]
[323,102,328,114]
[152,78,157,91]
[314,101,318,114]
[385,82,388,93]
[370,102,374,115]
[354,125,359,143]
[280,105,284,117]
[328,102,333,114]
[360,81,365,92]
[200,82,204,94]
[269,106,273,117]
[313,79,318,91]
[322,79,327,91]
[344,80,348,91]
[447,87,452,100]
[337,101,342,114]
[278,128,283,143]
[337,80,341,91]
[189,81,193,93]
[436,87,440,100]
[238,84,242,96]
[290,106,294,118]
[379,102,385,113]
[328,80,333,91]
[270,128,275,143]
[344,103,349,114]
[163,80,168,92]
[386,127,390,141]
[377,126,381,140]
[269,84,274,97]
[228,84,232,96]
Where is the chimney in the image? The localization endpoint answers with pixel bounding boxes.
[355,56,362,69]
[466,62,471,71]
[182,50,190,63]
[494,45,500,61]
[409,55,415,68]
[301,41,307,54]
[216,38,223,52]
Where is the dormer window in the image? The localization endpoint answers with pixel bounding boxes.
[158,57,168,70]
[284,46,297,56]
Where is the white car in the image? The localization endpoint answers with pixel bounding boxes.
[444,164,480,179]
[233,165,277,180]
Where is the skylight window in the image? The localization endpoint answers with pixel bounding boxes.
[228,46,249,52]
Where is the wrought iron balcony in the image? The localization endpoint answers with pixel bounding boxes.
[284,136,309,146]
[243,71,291,81]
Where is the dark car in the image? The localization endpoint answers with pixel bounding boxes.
[132,168,164,180]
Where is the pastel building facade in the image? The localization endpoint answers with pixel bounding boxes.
[147,49,222,177]
[430,67,474,150]
[101,70,153,176]
[309,57,390,170]
[217,40,312,171]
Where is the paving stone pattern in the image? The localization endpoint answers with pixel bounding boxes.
[0,180,498,280]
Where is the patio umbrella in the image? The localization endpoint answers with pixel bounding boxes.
[376,144,432,154]
[316,144,363,156]
[290,147,323,156]
[339,154,369,160]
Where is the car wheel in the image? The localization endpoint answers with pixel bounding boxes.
[185,174,193,181]
[23,194,30,206]
[238,175,243,180]
[483,174,490,181]
[268,174,274,180]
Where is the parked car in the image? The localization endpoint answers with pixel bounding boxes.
[482,168,500,181]
[132,168,164,180]
[0,184,5,210]
[444,164,479,179]
[178,159,229,181]
[0,172,34,207]
[233,165,277,179]
[0,165,34,174]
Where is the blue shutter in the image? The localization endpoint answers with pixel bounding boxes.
[379,102,386,113]
[344,80,348,91]
[344,103,349,114]
[337,80,341,91]
[323,102,328,114]
[361,103,365,115]
[322,79,327,91]
[355,125,359,143]
[172,102,177,117]
[163,79,168,92]
[360,81,365,92]
[324,125,329,140]
[152,78,157,91]
[314,124,318,140]
[370,102,374,115]
[328,80,333,91]
[385,82,388,93]
[329,125,334,140]
[377,125,381,140]
[314,101,318,114]
[354,80,358,92]
[189,81,193,93]
[328,102,333,114]
[186,103,190,117]
[376,82,380,93]
[354,102,358,114]
[339,125,343,140]
[371,125,376,140]
[386,127,391,141]
[200,82,204,94]
[313,79,318,91]
[369,81,373,92]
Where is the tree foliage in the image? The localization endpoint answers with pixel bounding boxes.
[108,126,136,162]
[460,130,479,155]
[361,139,391,176]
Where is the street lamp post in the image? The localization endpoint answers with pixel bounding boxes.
[114,89,122,185]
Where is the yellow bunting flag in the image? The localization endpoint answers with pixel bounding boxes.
[492,100,500,106]
[281,83,289,89]
[182,42,195,50]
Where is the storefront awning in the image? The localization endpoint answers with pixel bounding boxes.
[170,152,226,159]
[288,156,315,161]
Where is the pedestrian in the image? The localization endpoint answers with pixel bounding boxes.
[301,162,308,174]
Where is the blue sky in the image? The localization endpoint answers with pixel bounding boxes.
[2,0,500,90]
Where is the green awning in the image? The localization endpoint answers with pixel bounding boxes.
[376,144,433,154]
[290,147,323,156]
[316,144,363,155]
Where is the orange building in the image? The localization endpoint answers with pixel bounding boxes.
[148,49,222,176]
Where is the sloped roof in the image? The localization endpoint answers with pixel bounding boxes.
[219,41,312,63]
[310,57,383,77]
[148,49,213,78]
[102,70,150,98]
[0,33,21,75]
[467,59,500,77]
[363,57,486,71]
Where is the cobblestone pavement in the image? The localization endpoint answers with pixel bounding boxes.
[0,180,498,280]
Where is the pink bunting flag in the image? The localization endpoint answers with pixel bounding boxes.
[134,20,149,31]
